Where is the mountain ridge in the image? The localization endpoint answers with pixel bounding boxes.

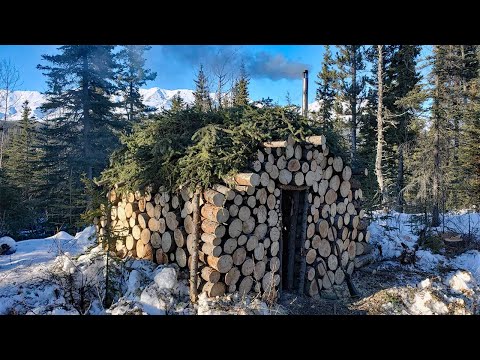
[0,88,321,121]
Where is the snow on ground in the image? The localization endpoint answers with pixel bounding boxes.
[0,227,274,315]
[352,211,480,315]
[1,211,479,315]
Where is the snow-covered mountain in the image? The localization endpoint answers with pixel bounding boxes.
[0,87,323,121]
[0,88,209,121]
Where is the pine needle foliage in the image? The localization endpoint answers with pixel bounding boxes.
[100,104,321,192]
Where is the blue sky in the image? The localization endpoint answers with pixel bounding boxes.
[0,45,324,105]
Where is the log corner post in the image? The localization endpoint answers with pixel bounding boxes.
[189,187,201,303]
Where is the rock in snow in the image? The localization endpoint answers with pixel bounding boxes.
[154,267,177,290]
[0,236,16,255]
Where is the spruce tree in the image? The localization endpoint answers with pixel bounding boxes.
[3,101,44,234]
[335,45,367,163]
[232,62,249,106]
[193,65,212,112]
[171,91,185,112]
[315,45,337,131]
[37,45,120,231]
[116,45,157,122]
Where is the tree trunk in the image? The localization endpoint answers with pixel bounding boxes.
[82,55,93,181]
[351,46,357,161]
[432,68,441,227]
[375,45,386,207]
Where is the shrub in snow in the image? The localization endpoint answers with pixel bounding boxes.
[0,236,16,255]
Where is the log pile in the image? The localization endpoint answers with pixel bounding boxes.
[95,134,371,300]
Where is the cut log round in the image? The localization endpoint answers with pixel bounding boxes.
[325,189,337,205]
[256,188,268,205]
[254,223,268,239]
[246,235,259,252]
[279,169,293,185]
[138,213,149,229]
[201,267,221,283]
[242,217,255,234]
[270,241,280,256]
[332,156,343,172]
[158,218,166,234]
[207,254,233,273]
[270,227,281,242]
[238,276,253,296]
[262,271,275,293]
[241,258,255,276]
[347,261,355,275]
[151,231,162,248]
[175,248,187,268]
[228,218,243,238]
[220,237,236,255]
[202,242,222,257]
[233,247,247,266]
[262,208,276,227]
[294,172,305,186]
[201,233,221,246]
[203,282,226,297]
[234,173,260,187]
[234,194,243,206]
[138,198,146,213]
[132,225,141,240]
[307,280,319,296]
[253,261,266,280]
[212,184,235,201]
[143,243,154,261]
[203,189,225,207]
[318,219,329,238]
[145,201,155,218]
[307,223,315,239]
[156,249,168,264]
[342,166,352,181]
[270,165,279,180]
[334,268,345,285]
[307,267,315,281]
[277,156,287,170]
[238,206,251,221]
[305,171,315,186]
[173,228,187,247]
[329,175,340,192]
[318,238,331,257]
[165,212,179,231]
[260,172,270,187]
[267,194,276,210]
[202,219,226,238]
[339,181,351,198]
[136,241,145,258]
[257,205,267,223]
[318,179,329,196]
[287,159,301,172]
[140,228,151,245]
[306,249,316,264]
[269,256,280,272]
[328,254,338,270]
[201,203,229,223]
[161,231,175,253]
[225,267,241,286]
[237,234,248,246]
[126,234,135,250]
[311,235,321,249]
[348,241,357,260]
[229,204,239,217]
[254,243,265,260]
[317,259,327,277]
[148,218,160,232]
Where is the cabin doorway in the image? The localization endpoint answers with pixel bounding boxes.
[280,189,307,294]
